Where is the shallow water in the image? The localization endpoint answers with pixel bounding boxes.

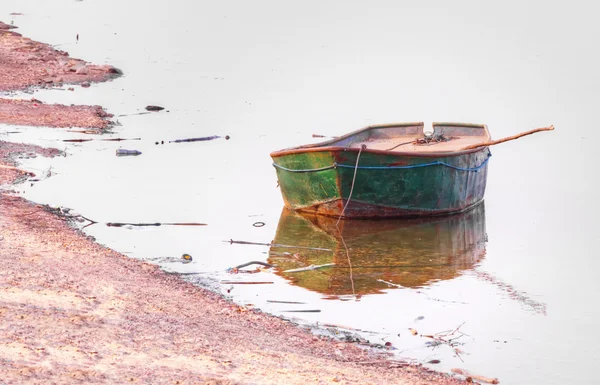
[1,1,599,383]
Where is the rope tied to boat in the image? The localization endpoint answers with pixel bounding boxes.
[273,150,491,173]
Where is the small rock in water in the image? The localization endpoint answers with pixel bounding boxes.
[145,105,164,112]
[81,81,91,88]
[414,316,425,322]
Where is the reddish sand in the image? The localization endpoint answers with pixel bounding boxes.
[0,21,467,384]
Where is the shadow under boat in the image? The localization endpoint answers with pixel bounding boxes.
[268,202,487,299]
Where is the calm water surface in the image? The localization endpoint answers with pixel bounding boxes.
[1,1,599,384]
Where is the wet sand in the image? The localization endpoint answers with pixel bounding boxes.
[0,22,465,384]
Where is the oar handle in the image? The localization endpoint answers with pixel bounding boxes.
[461,125,554,150]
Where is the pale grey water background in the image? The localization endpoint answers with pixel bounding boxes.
[1,1,599,383]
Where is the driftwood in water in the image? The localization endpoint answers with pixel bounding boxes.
[282,310,321,313]
[61,137,143,142]
[66,129,100,134]
[234,261,274,269]
[220,281,274,285]
[267,300,307,304]
[103,138,141,142]
[226,239,331,251]
[169,135,230,143]
[117,112,151,117]
[451,368,499,384]
[106,222,207,227]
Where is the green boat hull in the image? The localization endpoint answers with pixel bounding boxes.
[272,148,490,218]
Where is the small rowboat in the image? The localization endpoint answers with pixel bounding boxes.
[270,122,553,219]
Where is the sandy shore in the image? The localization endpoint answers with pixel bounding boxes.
[0,22,466,384]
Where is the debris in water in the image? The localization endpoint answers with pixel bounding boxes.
[226,261,274,274]
[226,239,331,252]
[118,112,151,117]
[106,222,207,227]
[282,310,321,313]
[451,368,499,384]
[415,316,425,322]
[64,137,141,143]
[145,105,164,111]
[220,281,274,285]
[267,300,307,305]
[253,221,265,227]
[283,263,335,273]
[427,359,441,364]
[115,149,141,156]
[409,328,418,336]
[169,135,230,143]
[104,138,141,142]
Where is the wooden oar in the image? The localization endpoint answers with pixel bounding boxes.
[461,125,554,150]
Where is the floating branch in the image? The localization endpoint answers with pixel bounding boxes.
[282,309,321,313]
[267,300,307,304]
[66,129,103,134]
[62,138,141,143]
[226,261,275,274]
[220,281,274,285]
[117,112,151,117]
[416,322,469,361]
[169,135,230,143]
[106,222,207,227]
[62,139,93,142]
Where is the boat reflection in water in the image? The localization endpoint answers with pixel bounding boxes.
[268,202,487,299]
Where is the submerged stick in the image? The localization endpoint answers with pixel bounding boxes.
[169,135,230,143]
[102,138,142,142]
[62,139,93,142]
[234,261,275,269]
[106,222,207,227]
[66,129,102,134]
[117,112,151,117]
[283,263,335,273]
[226,239,331,251]
[283,310,321,313]
[220,281,274,285]
[267,300,307,304]
[461,125,554,150]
